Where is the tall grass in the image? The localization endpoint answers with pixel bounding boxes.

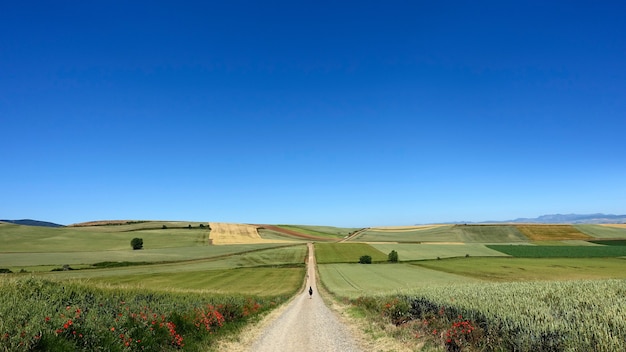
[0,277,287,351]
[352,279,626,351]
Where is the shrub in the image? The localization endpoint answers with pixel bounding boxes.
[359,255,372,264]
[388,250,399,262]
[131,238,143,250]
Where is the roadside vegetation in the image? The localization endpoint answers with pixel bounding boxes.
[0,277,286,351]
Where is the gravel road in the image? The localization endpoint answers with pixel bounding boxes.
[249,243,362,352]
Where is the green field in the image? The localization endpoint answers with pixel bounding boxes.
[83,267,305,296]
[356,225,529,243]
[487,244,626,257]
[575,224,626,238]
[318,263,478,297]
[413,257,626,281]
[314,243,387,263]
[371,243,507,260]
[0,243,296,270]
[0,222,212,252]
[274,225,359,239]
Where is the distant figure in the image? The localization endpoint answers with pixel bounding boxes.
[308,286,313,299]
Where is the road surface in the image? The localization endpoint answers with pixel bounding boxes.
[249,243,362,352]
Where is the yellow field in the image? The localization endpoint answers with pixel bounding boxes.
[209,222,293,244]
[515,225,591,241]
[601,224,626,229]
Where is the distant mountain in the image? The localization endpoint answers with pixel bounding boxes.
[0,219,64,227]
[504,213,626,224]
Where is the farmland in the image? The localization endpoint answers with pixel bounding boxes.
[2,221,626,351]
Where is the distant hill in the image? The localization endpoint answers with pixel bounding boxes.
[500,213,626,224]
[0,219,64,227]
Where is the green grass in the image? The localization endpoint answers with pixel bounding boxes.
[370,243,508,260]
[413,257,626,281]
[355,225,529,243]
[82,267,305,296]
[314,243,387,263]
[318,263,478,298]
[575,224,626,238]
[353,280,626,352]
[0,222,212,252]
[257,229,310,242]
[22,245,307,278]
[588,239,626,246]
[487,244,626,257]
[0,277,287,351]
[274,225,359,239]
[0,243,293,269]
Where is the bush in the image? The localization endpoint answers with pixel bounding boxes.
[388,250,399,262]
[131,238,143,250]
[359,255,372,264]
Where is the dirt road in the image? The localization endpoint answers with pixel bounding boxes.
[249,243,362,352]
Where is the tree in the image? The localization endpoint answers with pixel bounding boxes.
[131,238,143,250]
[388,250,399,263]
[359,255,372,264]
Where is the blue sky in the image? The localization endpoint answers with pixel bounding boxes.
[1,1,625,227]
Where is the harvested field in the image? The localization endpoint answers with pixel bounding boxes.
[515,224,591,241]
[209,223,292,245]
[601,224,626,229]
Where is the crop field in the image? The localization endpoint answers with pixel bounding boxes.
[514,224,591,241]
[588,239,626,246]
[0,222,213,252]
[575,224,626,238]
[81,267,305,296]
[257,228,310,242]
[370,243,507,260]
[318,263,478,297]
[413,257,626,281]
[352,280,626,352]
[0,277,288,351]
[273,224,359,239]
[314,243,388,263]
[487,244,626,257]
[355,224,530,243]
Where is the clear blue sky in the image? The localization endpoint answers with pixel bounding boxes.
[1,1,625,227]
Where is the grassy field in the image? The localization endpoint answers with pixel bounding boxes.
[351,280,626,352]
[355,224,529,243]
[274,225,359,239]
[81,267,305,296]
[0,243,297,270]
[314,243,388,263]
[514,224,591,240]
[0,222,212,252]
[487,244,626,257]
[575,224,626,238]
[370,243,507,260]
[318,263,478,298]
[413,257,626,281]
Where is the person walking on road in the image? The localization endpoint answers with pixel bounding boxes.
[308,286,313,299]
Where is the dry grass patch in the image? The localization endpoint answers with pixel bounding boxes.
[515,225,591,241]
[209,223,292,245]
[601,224,626,229]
